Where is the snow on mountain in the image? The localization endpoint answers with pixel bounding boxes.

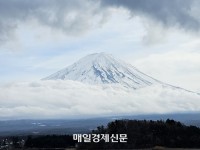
[42,53,163,89]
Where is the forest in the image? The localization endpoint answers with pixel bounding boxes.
[78,119,200,149]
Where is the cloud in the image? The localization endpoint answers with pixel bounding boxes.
[1,0,200,46]
[0,0,108,44]
[100,0,200,31]
[0,80,199,119]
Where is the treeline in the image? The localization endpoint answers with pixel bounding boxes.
[78,119,200,149]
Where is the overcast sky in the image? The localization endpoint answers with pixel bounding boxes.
[0,0,200,92]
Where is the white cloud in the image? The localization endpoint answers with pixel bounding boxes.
[0,80,199,120]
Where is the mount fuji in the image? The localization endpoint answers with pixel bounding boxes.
[42,53,196,93]
[42,53,162,89]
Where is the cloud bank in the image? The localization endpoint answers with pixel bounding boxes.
[0,80,199,120]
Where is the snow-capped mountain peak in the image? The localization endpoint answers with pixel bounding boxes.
[42,53,162,89]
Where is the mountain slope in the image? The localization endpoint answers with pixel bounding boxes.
[42,53,163,89]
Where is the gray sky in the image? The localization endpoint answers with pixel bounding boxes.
[0,0,200,92]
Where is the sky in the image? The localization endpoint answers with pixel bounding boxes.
[0,0,200,92]
[0,0,200,119]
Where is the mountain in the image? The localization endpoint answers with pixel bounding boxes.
[42,53,163,89]
[42,53,198,94]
